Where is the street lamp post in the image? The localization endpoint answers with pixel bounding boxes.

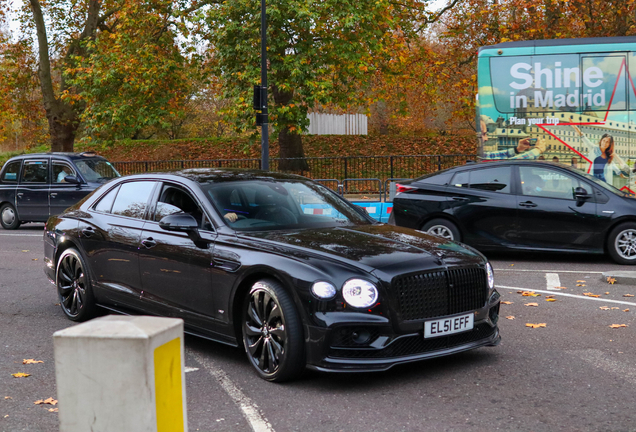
[260,0,269,171]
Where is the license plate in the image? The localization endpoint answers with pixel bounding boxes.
[424,313,474,338]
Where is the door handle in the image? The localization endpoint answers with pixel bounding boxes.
[81,227,94,237]
[50,193,57,197]
[519,201,537,208]
[141,238,157,249]
[17,193,23,198]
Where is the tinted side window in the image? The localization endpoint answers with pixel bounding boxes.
[1,161,21,183]
[417,171,453,186]
[519,166,580,199]
[469,167,511,193]
[110,181,156,219]
[154,185,212,230]
[451,171,469,188]
[93,186,120,213]
[21,160,49,183]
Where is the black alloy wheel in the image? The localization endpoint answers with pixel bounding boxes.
[0,203,20,230]
[422,218,461,241]
[242,279,304,382]
[56,248,97,321]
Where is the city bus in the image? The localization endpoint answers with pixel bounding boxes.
[477,36,636,192]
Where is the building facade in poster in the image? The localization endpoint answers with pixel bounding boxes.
[477,37,636,191]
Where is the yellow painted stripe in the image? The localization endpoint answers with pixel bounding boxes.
[154,337,185,432]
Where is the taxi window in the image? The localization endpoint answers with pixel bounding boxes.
[52,161,77,184]
[21,160,49,183]
[1,161,21,183]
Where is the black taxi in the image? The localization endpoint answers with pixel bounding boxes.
[0,152,120,229]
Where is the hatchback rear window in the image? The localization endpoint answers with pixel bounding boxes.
[1,161,21,183]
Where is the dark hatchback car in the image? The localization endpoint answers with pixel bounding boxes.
[0,152,120,229]
[44,169,501,382]
[390,160,636,264]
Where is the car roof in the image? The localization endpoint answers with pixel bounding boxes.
[116,168,311,184]
[6,152,106,162]
[414,159,583,180]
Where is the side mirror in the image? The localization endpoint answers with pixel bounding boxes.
[574,187,590,200]
[159,214,199,232]
[64,175,81,184]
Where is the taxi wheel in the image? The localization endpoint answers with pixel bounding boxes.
[0,203,20,230]
[56,248,97,321]
[422,218,460,241]
[242,279,305,382]
[608,222,636,265]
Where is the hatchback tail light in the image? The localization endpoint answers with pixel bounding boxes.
[396,183,417,193]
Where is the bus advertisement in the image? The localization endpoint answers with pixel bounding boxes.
[477,36,636,192]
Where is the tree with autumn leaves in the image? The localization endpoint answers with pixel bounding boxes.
[2,0,636,160]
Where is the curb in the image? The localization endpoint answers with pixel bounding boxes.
[601,271,636,285]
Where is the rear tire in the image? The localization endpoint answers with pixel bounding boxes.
[242,279,305,382]
[56,248,97,321]
[607,222,636,265]
[422,218,461,241]
[0,203,20,230]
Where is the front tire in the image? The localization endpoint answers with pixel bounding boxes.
[242,279,305,382]
[422,218,461,241]
[608,223,636,265]
[56,248,97,321]
[0,203,20,230]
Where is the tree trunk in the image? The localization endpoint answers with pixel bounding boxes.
[272,84,309,171]
[278,126,309,171]
[46,100,78,152]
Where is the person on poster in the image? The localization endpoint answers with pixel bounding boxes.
[483,138,547,160]
[570,126,629,184]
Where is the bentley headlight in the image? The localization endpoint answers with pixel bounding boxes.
[311,281,337,299]
[486,262,495,290]
[342,279,378,308]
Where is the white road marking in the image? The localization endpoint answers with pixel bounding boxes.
[497,285,636,306]
[495,269,603,274]
[189,351,275,432]
[0,233,42,237]
[570,349,636,385]
[546,273,561,291]
[184,367,199,373]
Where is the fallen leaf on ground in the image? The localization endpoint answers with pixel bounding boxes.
[577,284,586,287]
[546,295,555,298]
[526,323,547,328]
[607,277,616,284]
[583,292,601,298]
[3,415,7,418]
[623,294,635,297]
[600,306,610,310]
[555,286,567,290]
[4,396,11,399]
[21,250,29,252]
[31,258,38,261]
[521,291,541,297]
[48,408,58,413]
[524,302,539,307]
[505,316,515,320]
[605,292,610,295]
[609,324,628,328]
[501,301,513,305]
[577,280,586,283]
[22,359,43,365]
[510,264,514,266]
[546,298,557,302]
[34,398,57,406]
[11,373,30,378]
[611,307,619,310]
[624,309,630,312]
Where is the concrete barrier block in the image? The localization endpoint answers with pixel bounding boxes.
[53,315,187,432]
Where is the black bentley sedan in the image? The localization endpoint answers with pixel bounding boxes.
[0,152,120,229]
[43,169,501,382]
[390,160,636,265]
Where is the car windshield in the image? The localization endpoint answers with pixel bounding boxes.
[75,159,120,182]
[202,179,373,231]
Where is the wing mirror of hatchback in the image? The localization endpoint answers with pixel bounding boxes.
[574,187,591,201]
[64,175,81,184]
[159,214,199,232]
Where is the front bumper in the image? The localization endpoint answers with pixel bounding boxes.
[305,294,501,373]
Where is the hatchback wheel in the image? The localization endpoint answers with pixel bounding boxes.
[242,279,304,382]
[56,248,97,321]
[0,203,20,230]
[608,223,636,265]
[422,218,460,241]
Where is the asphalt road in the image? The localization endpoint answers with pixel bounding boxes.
[1,225,635,432]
